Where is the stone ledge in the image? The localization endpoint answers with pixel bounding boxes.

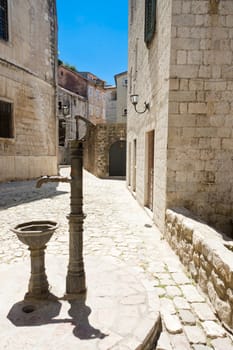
[165,208,233,330]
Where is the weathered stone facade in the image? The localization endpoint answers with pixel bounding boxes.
[80,72,106,125]
[165,208,233,330]
[127,0,233,234]
[84,72,127,178]
[105,86,117,123]
[57,86,88,164]
[0,0,58,182]
[58,64,87,98]
[84,123,126,178]
[115,71,128,123]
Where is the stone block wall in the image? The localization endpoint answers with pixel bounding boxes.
[84,123,126,178]
[127,0,172,231]
[165,208,233,330]
[167,0,233,233]
[0,1,58,181]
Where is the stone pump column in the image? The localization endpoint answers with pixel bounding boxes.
[65,139,86,298]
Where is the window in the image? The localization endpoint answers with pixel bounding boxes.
[144,0,156,46]
[111,91,117,101]
[88,86,93,96]
[122,108,127,116]
[0,0,8,41]
[0,100,13,138]
[122,78,128,87]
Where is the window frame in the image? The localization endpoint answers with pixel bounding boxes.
[0,99,14,139]
[0,0,9,42]
[144,0,156,46]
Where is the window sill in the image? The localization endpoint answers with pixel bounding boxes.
[0,137,15,144]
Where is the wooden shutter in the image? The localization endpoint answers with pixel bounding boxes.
[144,0,156,45]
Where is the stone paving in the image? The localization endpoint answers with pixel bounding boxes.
[0,166,233,349]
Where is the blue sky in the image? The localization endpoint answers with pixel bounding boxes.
[56,0,128,86]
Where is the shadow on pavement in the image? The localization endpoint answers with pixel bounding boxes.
[7,297,63,327]
[0,180,68,210]
[7,295,108,341]
[68,297,108,340]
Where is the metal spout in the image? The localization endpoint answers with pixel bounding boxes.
[36,175,71,188]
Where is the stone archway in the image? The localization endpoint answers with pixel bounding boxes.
[109,140,126,176]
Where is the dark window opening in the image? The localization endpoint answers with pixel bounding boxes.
[58,101,62,110]
[0,0,9,41]
[144,0,156,46]
[59,119,65,146]
[111,91,117,101]
[0,100,13,138]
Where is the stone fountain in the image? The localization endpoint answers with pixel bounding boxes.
[12,116,92,300]
[11,220,59,300]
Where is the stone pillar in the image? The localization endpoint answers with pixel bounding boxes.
[26,246,49,300]
[65,140,86,298]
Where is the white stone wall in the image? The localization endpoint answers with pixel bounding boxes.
[0,0,57,181]
[105,87,117,123]
[167,0,233,233]
[115,72,128,123]
[127,0,233,234]
[127,0,172,230]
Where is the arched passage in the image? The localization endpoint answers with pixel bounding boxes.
[109,140,126,176]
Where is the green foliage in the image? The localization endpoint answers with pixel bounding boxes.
[58,58,78,73]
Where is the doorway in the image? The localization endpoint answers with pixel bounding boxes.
[146,130,154,210]
[132,139,137,192]
[109,140,126,176]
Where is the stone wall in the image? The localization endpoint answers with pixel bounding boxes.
[165,208,233,330]
[58,65,87,98]
[84,123,126,178]
[0,1,57,181]
[127,0,172,231]
[167,0,233,233]
[127,0,233,234]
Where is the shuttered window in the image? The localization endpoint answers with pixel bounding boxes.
[0,101,13,138]
[144,0,156,45]
[0,0,8,41]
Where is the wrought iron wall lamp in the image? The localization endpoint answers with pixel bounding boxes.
[130,94,150,114]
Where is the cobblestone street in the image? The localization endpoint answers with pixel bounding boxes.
[0,167,233,349]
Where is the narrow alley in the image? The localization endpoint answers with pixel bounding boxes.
[0,167,232,349]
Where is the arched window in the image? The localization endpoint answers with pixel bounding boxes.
[144,0,156,46]
[0,0,8,41]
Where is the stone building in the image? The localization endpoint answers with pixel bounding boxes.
[57,86,88,164]
[58,64,87,98]
[127,0,233,234]
[115,71,128,123]
[0,0,58,182]
[79,72,106,125]
[84,72,127,178]
[105,86,117,123]
[58,63,127,176]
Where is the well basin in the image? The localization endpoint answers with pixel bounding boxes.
[11,220,59,249]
